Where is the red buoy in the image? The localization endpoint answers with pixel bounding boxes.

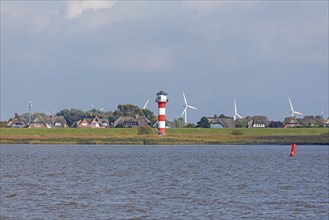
[290,143,296,157]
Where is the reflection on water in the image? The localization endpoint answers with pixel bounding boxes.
[1,145,328,219]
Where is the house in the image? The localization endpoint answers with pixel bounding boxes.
[100,119,109,127]
[114,115,150,128]
[29,115,68,128]
[7,113,29,128]
[207,115,235,128]
[73,116,106,128]
[247,116,269,128]
[284,117,302,128]
[299,116,324,127]
[323,118,329,128]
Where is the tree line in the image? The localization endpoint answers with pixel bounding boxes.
[3,104,326,128]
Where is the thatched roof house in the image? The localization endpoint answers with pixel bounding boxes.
[29,115,68,128]
[247,116,269,128]
[7,113,29,128]
[323,118,329,128]
[73,116,106,128]
[114,115,150,128]
[207,115,235,128]
[299,116,324,127]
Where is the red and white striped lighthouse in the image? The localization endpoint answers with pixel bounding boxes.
[156,91,168,135]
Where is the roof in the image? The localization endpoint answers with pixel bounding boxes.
[156,91,168,96]
[207,116,235,128]
[100,119,109,124]
[299,116,324,127]
[114,115,150,127]
[30,115,68,128]
[284,116,302,128]
[82,115,99,124]
[7,114,29,127]
[247,116,269,128]
[73,116,107,128]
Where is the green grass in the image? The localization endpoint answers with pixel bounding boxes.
[0,127,328,145]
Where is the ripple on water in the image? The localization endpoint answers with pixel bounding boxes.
[1,145,328,219]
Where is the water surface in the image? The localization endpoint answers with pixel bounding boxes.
[1,145,328,219]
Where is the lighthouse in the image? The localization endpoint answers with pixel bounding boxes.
[156,91,168,135]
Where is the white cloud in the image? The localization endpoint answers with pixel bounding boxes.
[65,1,117,19]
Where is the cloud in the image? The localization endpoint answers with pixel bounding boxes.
[65,1,116,19]
[99,46,173,74]
[1,1,328,121]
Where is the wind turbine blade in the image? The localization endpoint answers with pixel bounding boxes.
[188,105,197,110]
[237,113,243,119]
[143,99,149,109]
[288,97,294,111]
[183,93,188,105]
[234,99,237,113]
[181,107,187,116]
[91,104,95,109]
[294,111,303,115]
[100,108,104,111]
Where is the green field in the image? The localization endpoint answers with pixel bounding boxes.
[0,128,328,145]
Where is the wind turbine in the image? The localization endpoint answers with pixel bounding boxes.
[142,99,149,109]
[233,99,243,121]
[91,104,104,111]
[288,97,303,117]
[181,93,197,124]
[27,100,32,124]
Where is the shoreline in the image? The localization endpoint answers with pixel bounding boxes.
[1,128,328,145]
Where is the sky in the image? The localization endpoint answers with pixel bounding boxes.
[1,0,328,123]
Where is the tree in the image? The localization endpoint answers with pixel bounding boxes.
[86,109,104,118]
[173,117,185,128]
[185,123,196,128]
[235,116,252,128]
[56,108,86,127]
[284,117,293,124]
[268,121,284,128]
[197,116,210,128]
[108,116,116,127]
[21,112,47,123]
[142,109,155,121]
[114,104,142,117]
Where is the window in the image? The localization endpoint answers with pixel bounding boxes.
[55,122,61,126]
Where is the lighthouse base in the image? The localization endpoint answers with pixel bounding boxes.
[157,128,166,135]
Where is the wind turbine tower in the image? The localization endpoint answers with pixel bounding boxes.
[233,99,243,121]
[181,93,197,124]
[28,101,32,124]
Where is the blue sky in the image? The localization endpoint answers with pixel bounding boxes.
[1,1,328,123]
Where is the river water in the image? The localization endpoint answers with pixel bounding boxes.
[1,145,328,219]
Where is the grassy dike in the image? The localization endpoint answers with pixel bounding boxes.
[0,127,328,145]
